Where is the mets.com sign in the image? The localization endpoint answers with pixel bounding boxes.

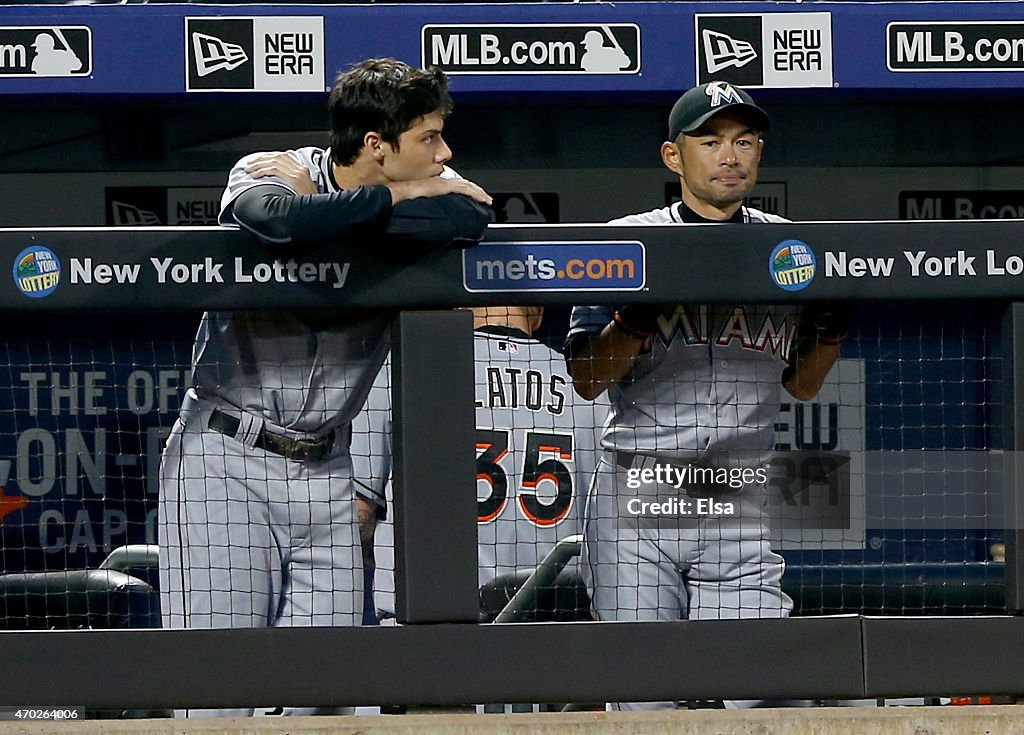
[463,241,646,292]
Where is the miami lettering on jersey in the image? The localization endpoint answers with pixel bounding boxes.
[655,304,796,359]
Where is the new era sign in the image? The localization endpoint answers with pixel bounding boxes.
[695,13,833,88]
[106,186,222,226]
[186,17,324,92]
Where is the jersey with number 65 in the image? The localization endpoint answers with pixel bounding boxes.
[474,325,604,586]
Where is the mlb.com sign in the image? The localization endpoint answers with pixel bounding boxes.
[423,24,640,74]
[464,242,645,292]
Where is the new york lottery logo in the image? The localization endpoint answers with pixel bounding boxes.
[13,245,61,298]
[769,240,815,291]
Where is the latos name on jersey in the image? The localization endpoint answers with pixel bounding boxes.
[68,256,350,289]
[477,363,568,416]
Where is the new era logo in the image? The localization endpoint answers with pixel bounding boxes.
[185,16,324,92]
[110,201,162,226]
[695,13,833,88]
[186,18,254,91]
[702,29,757,74]
[192,32,248,77]
[695,16,763,85]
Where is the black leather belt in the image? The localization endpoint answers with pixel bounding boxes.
[208,409,334,463]
[616,451,672,471]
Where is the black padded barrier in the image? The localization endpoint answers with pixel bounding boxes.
[393,310,479,624]
[1003,303,1024,612]
[8,221,1024,311]
[3,222,1024,708]
[863,617,1024,698]
[0,617,864,709]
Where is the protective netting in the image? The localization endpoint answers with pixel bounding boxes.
[781,302,1004,616]
[0,302,1006,631]
[0,314,193,630]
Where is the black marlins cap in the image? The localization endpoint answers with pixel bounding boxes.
[667,81,771,140]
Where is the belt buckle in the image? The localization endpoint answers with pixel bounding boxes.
[290,436,327,463]
[249,424,331,463]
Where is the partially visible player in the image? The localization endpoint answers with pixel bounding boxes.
[472,305,603,588]
[365,306,604,621]
[349,357,393,624]
[158,57,491,718]
[566,81,845,710]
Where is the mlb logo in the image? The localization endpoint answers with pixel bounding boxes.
[497,341,519,354]
[493,193,561,224]
[186,18,254,91]
[0,26,92,78]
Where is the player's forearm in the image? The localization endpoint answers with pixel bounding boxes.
[233,184,489,253]
[783,304,847,400]
[567,324,644,400]
[385,194,491,251]
[230,183,393,247]
[782,342,839,401]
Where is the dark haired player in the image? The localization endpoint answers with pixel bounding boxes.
[158,57,490,717]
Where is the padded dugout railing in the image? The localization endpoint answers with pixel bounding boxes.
[0,221,1023,709]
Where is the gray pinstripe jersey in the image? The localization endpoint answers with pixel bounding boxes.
[569,203,798,465]
[364,330,605,616]
[474,327,603,584]
[350,356,392,510]
[195,146,389,433]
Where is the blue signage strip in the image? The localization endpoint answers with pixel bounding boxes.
[0,3,1023,96]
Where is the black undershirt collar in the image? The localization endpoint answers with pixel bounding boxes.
[476,324,532,340]
[674,200,746,224]
[322,148,341,193]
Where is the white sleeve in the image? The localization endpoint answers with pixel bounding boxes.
[217,149,318,225]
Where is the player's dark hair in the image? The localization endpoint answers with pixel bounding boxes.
[328,58,453,167]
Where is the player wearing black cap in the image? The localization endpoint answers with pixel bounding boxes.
[566,81,845,710]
